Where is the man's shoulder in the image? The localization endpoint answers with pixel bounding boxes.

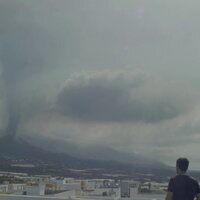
[170,175,178,179]
[170,175,182,180]
[188,176,199,184]
[168,175,179,185]
[170,174,198,182]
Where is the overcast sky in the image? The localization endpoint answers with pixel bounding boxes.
[1,0,200,169]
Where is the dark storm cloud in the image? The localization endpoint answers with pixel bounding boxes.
[57,71,190,123]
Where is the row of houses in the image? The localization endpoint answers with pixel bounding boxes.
[0,171,168,198]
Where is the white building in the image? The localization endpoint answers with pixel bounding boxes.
[9,184,26,194]
[150,182,168,194]
[0,184,9,193]
[120,181,130,198]
[48,178,81,191]
[24,183,46,196]
[8,183,46,196]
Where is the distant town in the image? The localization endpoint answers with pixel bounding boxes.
[1,137,200,199]
[0,170,170,200]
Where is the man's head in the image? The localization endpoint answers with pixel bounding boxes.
[176,158,189,174]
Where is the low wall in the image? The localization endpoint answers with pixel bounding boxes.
[0,194,69,200]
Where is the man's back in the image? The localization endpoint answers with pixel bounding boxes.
[168,174,200,200]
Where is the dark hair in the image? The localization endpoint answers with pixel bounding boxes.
[176,158,189,172]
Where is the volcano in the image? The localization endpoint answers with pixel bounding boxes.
[0,135,176,179]
[0,135,82,165]
[0,135,131,173]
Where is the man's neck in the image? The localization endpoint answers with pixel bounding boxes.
[177,171,186,175]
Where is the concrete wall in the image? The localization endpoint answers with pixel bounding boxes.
[0,194,68,200]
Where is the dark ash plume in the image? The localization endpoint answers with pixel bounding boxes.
[0,1,59,138]
[4,95,20,138]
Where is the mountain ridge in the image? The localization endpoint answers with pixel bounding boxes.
[0,135,174,178]
[23,135,167,169]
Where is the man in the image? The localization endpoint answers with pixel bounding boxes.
[166,158,200,200]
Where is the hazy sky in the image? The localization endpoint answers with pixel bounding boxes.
[1,0,200,169]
